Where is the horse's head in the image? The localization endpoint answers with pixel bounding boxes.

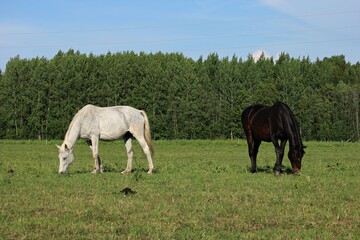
[288,146,306,174]
[57,143,74,174]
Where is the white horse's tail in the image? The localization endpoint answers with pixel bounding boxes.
[140,110,154,156]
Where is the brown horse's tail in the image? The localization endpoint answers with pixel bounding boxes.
[140,110,154,156]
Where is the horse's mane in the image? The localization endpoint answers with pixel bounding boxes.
[63,108,84,148]
[276,102,305,151]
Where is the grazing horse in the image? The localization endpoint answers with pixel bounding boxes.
[241,102,305,175]
[57,104,154,174]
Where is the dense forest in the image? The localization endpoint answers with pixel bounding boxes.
[0,49,359,141]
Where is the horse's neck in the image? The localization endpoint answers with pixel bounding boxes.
[64,117,81,149]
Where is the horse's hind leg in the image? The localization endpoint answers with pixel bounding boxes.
[247,137,261,173]
[121,133,133,174]
[252,140,261,173]
[134,135,154,174]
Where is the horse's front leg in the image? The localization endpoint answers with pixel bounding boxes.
[89,137,103,174]
[273,138,286,176]
[92,155,103,174]
[278,139,287,166]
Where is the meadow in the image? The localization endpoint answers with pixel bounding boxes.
[0,140,359,239]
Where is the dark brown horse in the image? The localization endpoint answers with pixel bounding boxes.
[241,102,305,175]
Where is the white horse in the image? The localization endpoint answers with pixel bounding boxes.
[57,104,154,174]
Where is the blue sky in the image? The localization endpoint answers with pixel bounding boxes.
[1,0,359,71]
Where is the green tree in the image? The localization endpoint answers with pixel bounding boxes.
[27,57,51,139]
[0,50,359,141]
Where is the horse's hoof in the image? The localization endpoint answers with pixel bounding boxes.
[121,169,130,174]
[147,169,153,174]
[92,169,103,174]
[274,171,281,176]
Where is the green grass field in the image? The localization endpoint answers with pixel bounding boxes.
[0,140,359,239]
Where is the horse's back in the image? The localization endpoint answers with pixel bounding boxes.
[78,104,145,126]
[77,105,144,140]
[241,104,268,128]
[81,105,141,119]
[241,102,294,141]
[241,104,272,141]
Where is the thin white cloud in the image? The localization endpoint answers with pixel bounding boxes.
[0,22,40,46]
[260,0,290,12]
[260,0,360,13]
[259,0,360,23]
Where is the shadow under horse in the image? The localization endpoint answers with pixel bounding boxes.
[241,101,306,175]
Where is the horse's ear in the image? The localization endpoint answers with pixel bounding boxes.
[56,144,61,149]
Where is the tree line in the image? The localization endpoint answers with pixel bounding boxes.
[0,49,359,141]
